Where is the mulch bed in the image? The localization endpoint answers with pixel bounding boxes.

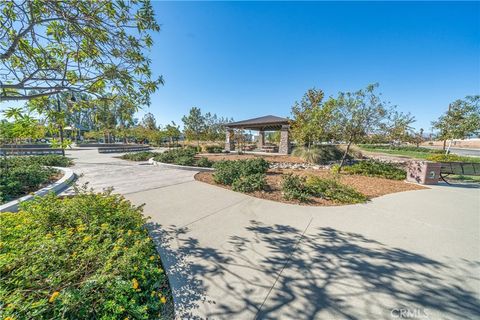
[195,169,427,206]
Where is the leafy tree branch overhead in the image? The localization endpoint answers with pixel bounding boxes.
[0,0,163,104]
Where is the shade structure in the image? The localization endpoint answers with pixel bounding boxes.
[225,115,291,154]
[226,115,289,131]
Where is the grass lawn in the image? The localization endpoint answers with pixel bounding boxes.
[359,146,435,159]
[359,145,480,163]
[448,175,480,183]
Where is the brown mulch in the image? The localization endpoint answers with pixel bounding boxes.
[194,169,427,206]
[199,153,306,164]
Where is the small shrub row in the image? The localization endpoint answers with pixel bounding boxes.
[292,145,362,164]
[425,153,480,163]
[213,159,269,193]
[203,145,224,153]
[359,144,444,154]
[334,160,406,180]
[232,173,266,193]
[213,158,269,185]
[4,154,73,167]
[306,176,368,203]
[0,158,60,204]
[281,174,311,202]
[0,191,171,319]
[281,174,368,203]
[121,151,159,161]
[153,148,213,167]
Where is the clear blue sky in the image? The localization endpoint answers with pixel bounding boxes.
[1,1,478,132]
[143,1,479,132]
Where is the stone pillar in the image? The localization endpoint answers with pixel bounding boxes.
[257,131,265,150]
[225,128,234,151]
[279,125,290,154]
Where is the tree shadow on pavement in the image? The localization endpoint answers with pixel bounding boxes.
[147,221,480,320]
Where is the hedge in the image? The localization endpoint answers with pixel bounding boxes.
[0,191,172,319]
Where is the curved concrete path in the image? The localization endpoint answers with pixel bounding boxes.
[67,149,480,320]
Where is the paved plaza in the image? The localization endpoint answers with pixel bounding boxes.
[67,149,480,320]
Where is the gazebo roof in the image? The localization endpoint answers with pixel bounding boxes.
[226,115,289,131]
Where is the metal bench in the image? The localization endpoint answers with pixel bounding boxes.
[97,145,151,153]
[439,162,480,184]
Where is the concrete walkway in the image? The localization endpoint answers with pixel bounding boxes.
[67,150,480,320]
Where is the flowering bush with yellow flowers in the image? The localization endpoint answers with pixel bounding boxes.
[0,190,172,319]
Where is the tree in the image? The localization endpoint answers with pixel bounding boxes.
[164,122,181,146]
[333,84,392,171]
[202,113,233,141]
[182,107,205,146]
[432,96,480,151]
[290,88,324,147]
[26,93,75,153]
[141,113,157,131]
[266,131,280,143]
[2,108,44,145]
[411,128,425,148]
[386,111,416,144]
[0,0,162,104]
[290,88,338,147]
[0,120,15,144]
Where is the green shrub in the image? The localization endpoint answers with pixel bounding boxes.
[121,151,158,161]
[213,160,241,185]
[0,191,171,319]
[292,145,359,164]
[153,148,196,164]
[305,176,368,203]
[152,149,214,167]
[213,159,269,185]
[184,145,202,153]
[195,157,213,168]
[35,155,73,167]
[153,151,176,164]
[232,173,266,193]
[0,159,57,204]
[239,158,269,176]
[341,160,406,180]
[425,153,480,163]
[174,155,196,166]
[5,155,72,167]
[281,174,311,202]
[203,145,224,153]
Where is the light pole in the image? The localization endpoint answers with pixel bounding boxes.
[56,94,65,157]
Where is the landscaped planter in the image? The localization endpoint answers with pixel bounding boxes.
[0,167,76,212]
[148,158,214,172]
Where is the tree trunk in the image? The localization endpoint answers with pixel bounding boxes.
[442,139,446,151]
[338,140,353,172]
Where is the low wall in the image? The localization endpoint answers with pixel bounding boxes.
[0,148,64,156]
[1,144,51,149]
[98,145,151,153]
[77,143,134,148]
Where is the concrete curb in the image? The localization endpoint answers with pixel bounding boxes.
[148,158,215,172]
[0,166,76,213]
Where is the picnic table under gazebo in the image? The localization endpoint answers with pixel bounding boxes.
[224,115,291,154]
